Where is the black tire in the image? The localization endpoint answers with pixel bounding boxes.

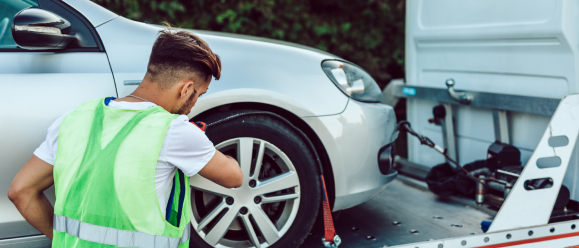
[189,111,321,248]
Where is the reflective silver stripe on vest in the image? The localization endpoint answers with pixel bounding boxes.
[53,214,190,247]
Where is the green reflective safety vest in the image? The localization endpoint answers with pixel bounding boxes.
[52,98,191,248]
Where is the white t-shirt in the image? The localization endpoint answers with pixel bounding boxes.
[34,100,216,217]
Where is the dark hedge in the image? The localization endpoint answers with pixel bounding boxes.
[91,0,405,89]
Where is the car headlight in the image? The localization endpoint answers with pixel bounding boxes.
[321,60,382,102]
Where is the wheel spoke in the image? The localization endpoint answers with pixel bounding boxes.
[251,140,266,179]
[204,206,238,246]
[261,192,300,204]
[248,205,280,244]
[196,201,227,231]
[254,172,299,196]
[241,214,261,248]
[190,174,232,197]
[238,138,254,182]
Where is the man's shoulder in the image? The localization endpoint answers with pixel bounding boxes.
[168,115,199,134]
[166,115,212,145]
[61,98,105,121]
[75,98,106,111]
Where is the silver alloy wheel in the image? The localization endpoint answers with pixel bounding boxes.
[190,137,301,248]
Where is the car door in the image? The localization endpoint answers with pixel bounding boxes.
[0,0,117,239]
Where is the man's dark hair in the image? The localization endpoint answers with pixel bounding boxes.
[146,28,221,89]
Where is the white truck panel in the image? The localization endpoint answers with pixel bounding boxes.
[406,0,579,200]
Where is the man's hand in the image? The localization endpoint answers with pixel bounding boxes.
[198,150,243,188]
[8,155,54,239]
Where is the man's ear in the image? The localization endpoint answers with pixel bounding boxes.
[180,80,195,98]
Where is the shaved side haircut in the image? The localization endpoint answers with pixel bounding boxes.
[146,27,221,90]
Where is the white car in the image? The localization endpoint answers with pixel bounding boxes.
[0,0,398,247]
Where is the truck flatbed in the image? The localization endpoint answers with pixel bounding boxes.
[302,175,495,247]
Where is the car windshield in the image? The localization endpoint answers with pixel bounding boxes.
[0,0,38,48]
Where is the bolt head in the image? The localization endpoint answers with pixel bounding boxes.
[240,207,248,215]
[254,196,262,204]
[226,197,234,205]
[249,180,257,188]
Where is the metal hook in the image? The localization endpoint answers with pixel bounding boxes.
[446,79,473,104]
[322,236,342,248]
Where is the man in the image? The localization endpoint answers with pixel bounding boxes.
[7,28,243,247]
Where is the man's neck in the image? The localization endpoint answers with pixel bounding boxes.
[115,81,175,113]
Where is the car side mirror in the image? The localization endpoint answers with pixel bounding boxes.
[12,7,76,50]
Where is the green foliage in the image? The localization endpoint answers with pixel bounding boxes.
[92,0,405,88]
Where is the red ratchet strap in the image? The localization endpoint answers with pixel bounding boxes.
[321,175,341,248]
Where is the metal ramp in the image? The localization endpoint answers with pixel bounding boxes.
[488,95,579,233]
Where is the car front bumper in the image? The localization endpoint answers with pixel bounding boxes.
[302,99,398,211]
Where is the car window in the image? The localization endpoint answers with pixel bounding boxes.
[0,0,38,49]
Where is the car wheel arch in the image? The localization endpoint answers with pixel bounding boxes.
[190,102,336,209]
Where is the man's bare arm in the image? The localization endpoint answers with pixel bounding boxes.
[8,155,55,239]
[198,150,243,188]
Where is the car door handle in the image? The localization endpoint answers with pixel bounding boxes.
[124,80,141,85]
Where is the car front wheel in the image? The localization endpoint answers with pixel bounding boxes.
[189,113,321,248]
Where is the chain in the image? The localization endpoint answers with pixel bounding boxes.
[126,94,151,103]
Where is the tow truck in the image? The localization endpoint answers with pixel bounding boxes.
[303,1,579,247]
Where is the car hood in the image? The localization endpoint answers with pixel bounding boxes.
[185,29,342,59]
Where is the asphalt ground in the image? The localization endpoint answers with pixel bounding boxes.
[300,175,496,248]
